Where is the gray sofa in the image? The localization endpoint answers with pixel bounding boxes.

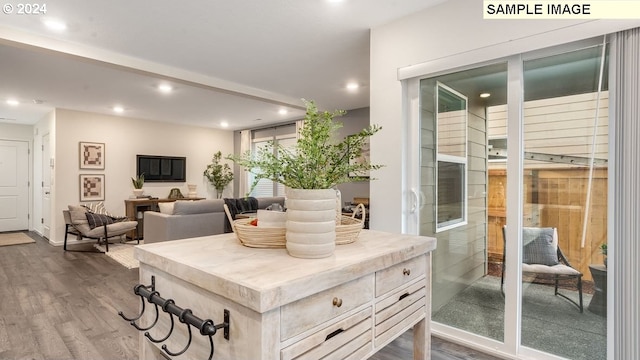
[143,197,285,243]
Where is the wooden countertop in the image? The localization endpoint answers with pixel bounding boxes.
[134,230,436,313]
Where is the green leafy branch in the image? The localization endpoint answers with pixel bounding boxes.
[228,99,382,190]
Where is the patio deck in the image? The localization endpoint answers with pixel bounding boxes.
[432,275,606,360]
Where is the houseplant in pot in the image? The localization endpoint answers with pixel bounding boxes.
[229,99,381,258]
[204,151,234,198]
[131,173,144,197]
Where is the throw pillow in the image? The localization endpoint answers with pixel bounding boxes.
[522,227,558,266]
[158,202,175,215]
[83,201,107,214]
[86,212,114,229]
[83,202,128,222]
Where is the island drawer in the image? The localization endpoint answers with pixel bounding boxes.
[281,307,372,360]
[281,274,373,341]
[374,280,426,347]
[375,254,425,297]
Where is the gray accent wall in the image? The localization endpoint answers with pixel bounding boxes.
[335,107,371,208]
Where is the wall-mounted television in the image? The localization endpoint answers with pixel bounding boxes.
[137,155,186,182]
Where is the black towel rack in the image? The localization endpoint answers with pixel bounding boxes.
[118,276,230,360]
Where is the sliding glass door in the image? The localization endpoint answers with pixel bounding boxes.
[519,43,608,360]
[418,63,508,344]
[408,37,608,359]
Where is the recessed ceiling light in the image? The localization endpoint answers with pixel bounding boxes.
[113,106,124,113]
[158,84,173,93]
[6,99,19,106]
[480,93,491,98]
[43,19,67,31]
[220,121,229,128]
[346,82,359,91]
[278,108,288,115]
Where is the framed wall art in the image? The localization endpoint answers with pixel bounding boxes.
[79,142,105,170]
[79,174,105,202]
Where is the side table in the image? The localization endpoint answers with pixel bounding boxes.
[588,264,607,316]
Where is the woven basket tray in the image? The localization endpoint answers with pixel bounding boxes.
[336,203,366,245]
[224,204,286,248]
[224,203,365,248]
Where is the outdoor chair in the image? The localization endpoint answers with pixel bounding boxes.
[63,204,138,253]
[501,226,583,312]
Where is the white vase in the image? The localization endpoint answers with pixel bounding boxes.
[285,188,336,259]
[133,189,144,197]
[187,184,197,198]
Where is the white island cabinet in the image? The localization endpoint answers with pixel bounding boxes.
[134,229,436,360]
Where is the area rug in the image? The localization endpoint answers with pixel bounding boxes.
[0,232,35,246]
[94,240,142,269]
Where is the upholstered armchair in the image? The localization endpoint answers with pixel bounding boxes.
[63,204,138,252]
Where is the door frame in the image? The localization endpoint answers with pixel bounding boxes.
[41,132,51,239]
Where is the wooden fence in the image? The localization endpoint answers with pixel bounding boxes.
[487,167,608,281]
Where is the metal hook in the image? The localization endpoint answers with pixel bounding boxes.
[206,333,215,360]
[145,299,176,343]
[131,291,160,331]
[162,309,193,357]
[118,284,148,321]
[200,319,217,360]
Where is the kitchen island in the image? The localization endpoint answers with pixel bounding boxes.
[133,229,436,359]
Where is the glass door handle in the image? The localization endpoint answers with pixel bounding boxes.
[410,189,426,213]
[410,189,418,213]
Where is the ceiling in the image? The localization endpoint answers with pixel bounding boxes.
[0,0,447,130]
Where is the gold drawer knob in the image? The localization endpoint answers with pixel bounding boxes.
[332,297,343,307]
[403,268,411,276]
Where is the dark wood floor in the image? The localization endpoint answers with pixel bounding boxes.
[0,232,500,360]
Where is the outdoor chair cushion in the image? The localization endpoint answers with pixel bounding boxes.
[522,227,559,266]
[522,263,582,275]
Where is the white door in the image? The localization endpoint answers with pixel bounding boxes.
[42,134,51,239]
[0,140,29,232]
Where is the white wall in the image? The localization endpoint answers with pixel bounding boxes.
[0,122,32,140]
[369,0,640,232]
[52,108,233,245]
